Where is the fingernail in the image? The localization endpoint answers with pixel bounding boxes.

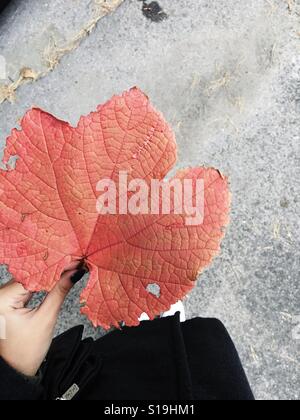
[71,269,87,284]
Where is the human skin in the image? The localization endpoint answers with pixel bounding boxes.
[0,262,82,376]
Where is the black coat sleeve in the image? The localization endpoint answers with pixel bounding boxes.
[182,318,254,400]
[41,315,254,400]
[0,358,44,400]
[0,0,11,14]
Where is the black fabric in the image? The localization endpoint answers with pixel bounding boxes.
[182,318,254,400]
[0,315,254,400]
[78,314,194,400]
[0,357,44,400]
[0,0,11,14]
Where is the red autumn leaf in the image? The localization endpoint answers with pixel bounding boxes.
[0,88,230,329]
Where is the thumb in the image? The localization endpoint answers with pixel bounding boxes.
[38,269,79,320]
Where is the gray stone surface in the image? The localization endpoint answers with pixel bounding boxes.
[0,0,299,400]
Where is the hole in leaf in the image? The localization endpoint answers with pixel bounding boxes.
[5,155,19,170]
[146,283,161,298]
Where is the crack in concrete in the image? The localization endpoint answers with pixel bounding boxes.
[0,0,124,106]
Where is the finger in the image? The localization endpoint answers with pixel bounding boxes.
[37,269,77,320]
[37,264,89,322]
[61,260,83,275]
[0,280,32,310]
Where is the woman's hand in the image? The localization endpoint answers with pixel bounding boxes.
[0,263,83,377]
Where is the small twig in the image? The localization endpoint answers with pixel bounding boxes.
[286,0,295,13]
[273,220,281,240]
[204,71,232,96]
[250,346,259,363]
